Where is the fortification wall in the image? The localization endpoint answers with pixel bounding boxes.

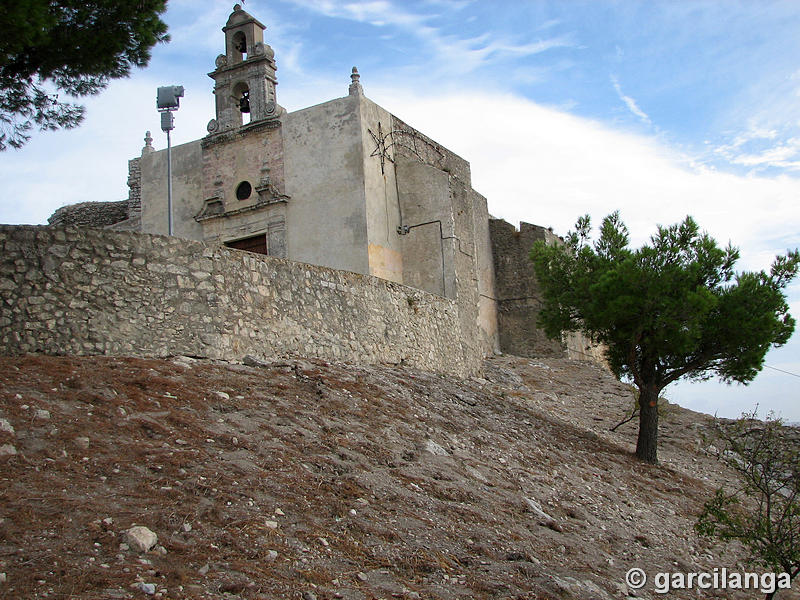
[489,219,606,364]
[0,226,480,377]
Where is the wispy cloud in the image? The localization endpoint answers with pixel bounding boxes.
[611,75,651,126]
[707,68,800,174]
[285,0,574,77]
[711,121,800,174]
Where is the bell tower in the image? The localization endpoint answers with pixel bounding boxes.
[206,4,280,134]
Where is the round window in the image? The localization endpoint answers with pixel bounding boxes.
[236,181,252,200]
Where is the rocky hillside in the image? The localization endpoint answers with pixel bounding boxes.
[0,354,796,600]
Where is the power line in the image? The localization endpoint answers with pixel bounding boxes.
[764,364,800,379]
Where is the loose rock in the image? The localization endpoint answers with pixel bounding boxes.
[0,444,16,458]
[424,439,448,456]
[124,526,158,553]
[136,582,156,595]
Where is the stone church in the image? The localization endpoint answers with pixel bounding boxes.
[49,4,599,364]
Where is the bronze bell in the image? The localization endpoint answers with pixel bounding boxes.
[239,91,250,113]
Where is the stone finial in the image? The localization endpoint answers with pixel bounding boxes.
[349,66,363,96]
[142,130,154,155]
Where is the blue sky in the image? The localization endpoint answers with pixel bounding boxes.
[2,0,800,421]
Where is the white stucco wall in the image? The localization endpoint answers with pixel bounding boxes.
[282,97,369,275]
[139,140,204,240]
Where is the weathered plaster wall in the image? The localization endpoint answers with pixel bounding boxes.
[396,158,453,298]
[391,116,499,357]
[470,190,500,354]
[0,226,479,377]
[358,97,403,284]
[139,140,204,239]
[283,97,369,275]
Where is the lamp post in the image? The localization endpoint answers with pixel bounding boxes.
[156,85,184,235]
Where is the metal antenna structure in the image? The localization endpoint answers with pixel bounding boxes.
[156,85,185,235]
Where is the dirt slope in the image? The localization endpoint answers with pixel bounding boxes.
[0,354,796,600]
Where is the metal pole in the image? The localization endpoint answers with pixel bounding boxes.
[158,85,182,236]
[166,128,173,236]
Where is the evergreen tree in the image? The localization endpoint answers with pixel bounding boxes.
[0,0,169,150]
[530,213,799,463]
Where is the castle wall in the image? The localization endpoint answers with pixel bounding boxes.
[139,140,204,239]
[490,219,564,358]
[0,226,481,377]
[489,219,606,363]
[283,97,369,275]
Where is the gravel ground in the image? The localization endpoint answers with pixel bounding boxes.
[0,354,796,600]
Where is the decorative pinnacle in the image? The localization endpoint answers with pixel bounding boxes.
[349,66,363,96]
[142,130,154,155]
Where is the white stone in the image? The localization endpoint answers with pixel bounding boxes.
[124,526,158,553]
[523,497,555,522]
[74,436,90,450]
[213,391,230,400]
[0,444,16,457]
[35,409,50,420]
[265,520,278,529]
[137,582,156,595]
[0,419,14,434]
[424,439,448,456]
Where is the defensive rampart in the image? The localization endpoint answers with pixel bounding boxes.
[0,226,480,377]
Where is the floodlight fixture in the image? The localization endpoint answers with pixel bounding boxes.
[157,85,184,111]
[156,84,184,236]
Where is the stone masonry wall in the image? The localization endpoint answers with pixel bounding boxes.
[0,226,480,378]
[490,219,565,358]
[47,201,130,228]
[489,219,607,365]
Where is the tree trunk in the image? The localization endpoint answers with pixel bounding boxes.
[635,385,660,464]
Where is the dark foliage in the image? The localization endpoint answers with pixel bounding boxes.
[530,213,798,463]
[0,1,169,150]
